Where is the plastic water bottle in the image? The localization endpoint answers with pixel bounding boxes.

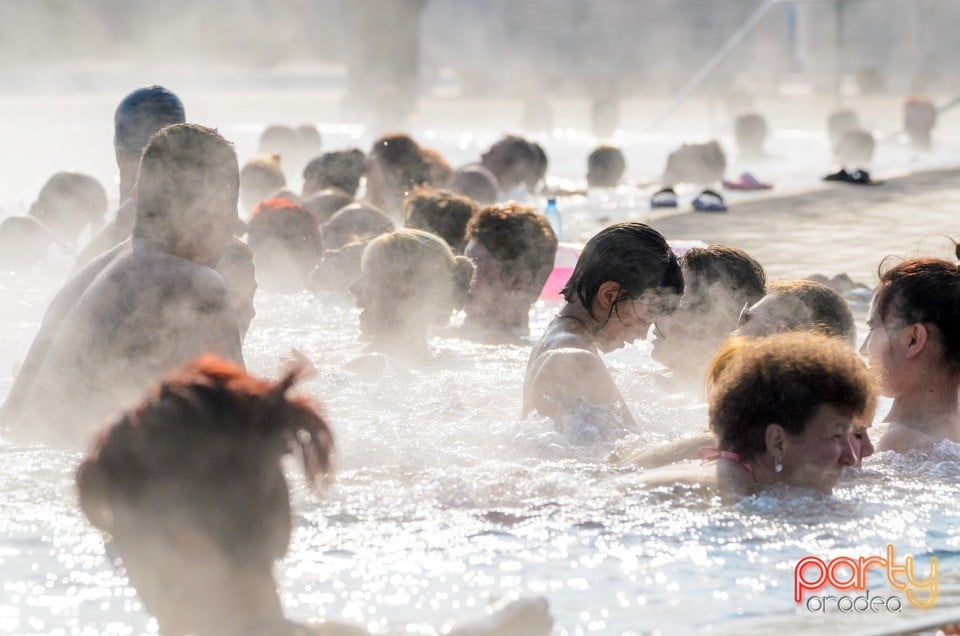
[544,197,563,241]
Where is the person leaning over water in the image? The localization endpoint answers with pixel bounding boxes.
[76,356,553,636]
[639,333,875,500]
[861,254,960,452]
[523,222,683,429]
[732,279,857,345]
[1,124,243,440]
[651,244,766,391]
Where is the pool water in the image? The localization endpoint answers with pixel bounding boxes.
[1,257,958,635]
[1,93,960,634]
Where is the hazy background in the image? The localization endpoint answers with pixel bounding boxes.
[1,0,958,97]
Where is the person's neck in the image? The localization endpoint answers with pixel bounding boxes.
[181,565,286,636]
[118,157,139,202]
[746,454,781,491]
[556,301,601,335]
[888,367,960,433]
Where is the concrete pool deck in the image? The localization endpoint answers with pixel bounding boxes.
[650,166,960,285]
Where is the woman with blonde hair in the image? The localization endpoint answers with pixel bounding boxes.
[351,229,474,362]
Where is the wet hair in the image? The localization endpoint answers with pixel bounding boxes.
[586,146,626,188]
[420,147,454,187]
[873,254,960,369]
[708,333,876,461]
[241,154,287,211]
[248,197,323,286]
[449,165,499,204]
[362,229,475,312]
[76,356,333,566]
[302,149,365,197]
[29,172,108,235]
[734,113,768,153]
[482,136,538,187]
[682,245,766,322]
[322,203,395,250]
[765,280,856,346]
[467,203,558,299]
[562,222,683,320]
[134,124,239,236]
[114,85,186,156]
[303,189,354,225]
[369,134,430,190]
[404,187,478,253]
[528,142,548,188]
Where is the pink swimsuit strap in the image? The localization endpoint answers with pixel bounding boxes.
[698,446,752,473]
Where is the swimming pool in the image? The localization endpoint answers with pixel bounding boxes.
[1,255,958,634]
[1,92,960,634]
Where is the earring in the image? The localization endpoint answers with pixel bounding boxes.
[774,456,783,473]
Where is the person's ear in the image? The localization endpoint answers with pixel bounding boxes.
[595,281,622,312]
[764,423,787,456]
[904,323,929,360]
[506,269,533,293]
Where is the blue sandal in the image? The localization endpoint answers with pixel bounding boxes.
[650,187,678,209]
[692,189,727,213]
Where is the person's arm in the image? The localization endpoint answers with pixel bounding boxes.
[877,424,934,453]
[1,246,119,424]
[525,348,635,427]
[612,431,715,468]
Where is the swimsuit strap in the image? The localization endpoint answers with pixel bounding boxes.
[698,446,752,474]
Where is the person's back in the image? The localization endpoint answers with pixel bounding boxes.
[6,124,242,440]
[22,242,241,437]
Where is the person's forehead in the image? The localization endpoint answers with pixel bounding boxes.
[464,238,493,260]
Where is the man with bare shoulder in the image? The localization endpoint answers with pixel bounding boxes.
[3,124,243,441]
[522,222,683,430]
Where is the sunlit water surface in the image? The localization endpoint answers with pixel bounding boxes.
[2,106,960,634]
[1,257,959,636]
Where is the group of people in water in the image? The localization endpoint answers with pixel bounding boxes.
[0,84,956,634]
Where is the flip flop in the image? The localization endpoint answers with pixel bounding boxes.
[823,168,882,186]
[722,171,772,191]
[650,187,678,209]
[692,189,727,213]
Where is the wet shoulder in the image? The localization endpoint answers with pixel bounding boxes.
[878,423,936,453]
